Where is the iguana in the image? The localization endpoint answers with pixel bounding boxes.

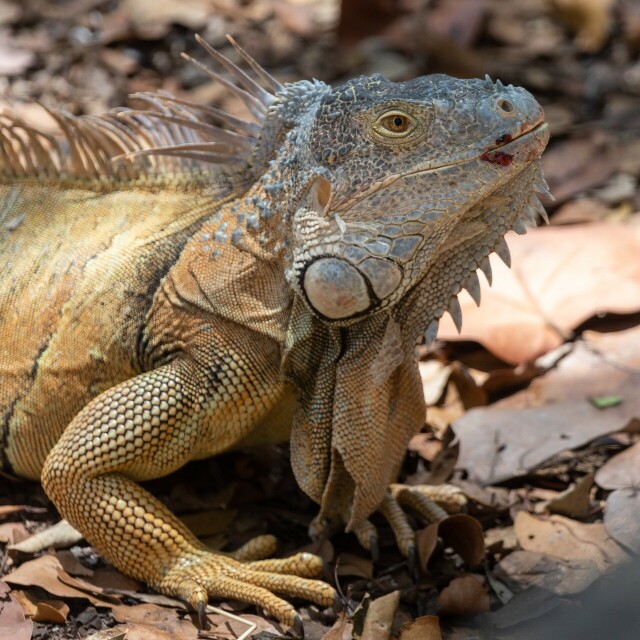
[0,36,550,631]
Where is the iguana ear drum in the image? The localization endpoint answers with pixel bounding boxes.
[303,257,373,320]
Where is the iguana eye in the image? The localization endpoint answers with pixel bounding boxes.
[373,111,416,138]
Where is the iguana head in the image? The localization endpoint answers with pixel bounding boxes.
[280,73,549,330]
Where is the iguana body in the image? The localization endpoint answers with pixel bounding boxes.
[0,38,550,629]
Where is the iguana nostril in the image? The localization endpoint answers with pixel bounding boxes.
[496,98,515,115]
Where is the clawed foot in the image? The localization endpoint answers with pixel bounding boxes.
[351,483,469,569]
[157,541,336,632]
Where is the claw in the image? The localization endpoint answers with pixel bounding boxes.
[369,533,380,563]
[291,614,305,638]
[198,600,208,630]
[407,543,419,581]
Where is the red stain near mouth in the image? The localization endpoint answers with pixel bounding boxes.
[480,150,513,166]
[495,133,513,145]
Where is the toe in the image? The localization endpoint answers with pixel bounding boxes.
[206,575,300,627]
[230,534,278,561]
[247,552,324,578]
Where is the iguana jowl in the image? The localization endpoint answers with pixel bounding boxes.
[0,37,550,629]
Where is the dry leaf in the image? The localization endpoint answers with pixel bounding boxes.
[33,598,70,624]
[419,360,452,406]
[322,610,353,640]
[111,604,197,640]
[439,223,640,364]
[5,555,119,607]
[604,488,640,553]
[9,519,83,553]
[546,472,594,518]
[0,583,33,640]
[439,515,485,567]
[495,550,600,595]
[121,0,213,35]
[416,514,485,571]
[359,590,400,640]
[407,433,442,463]
[398,615,442,640]
[336,553,373,578]
[85,629,127,640]
[437,575,490,617]
[454,327,640,484]
[595,441,640,489]
[514,512,629,574]
[0,522,29,545]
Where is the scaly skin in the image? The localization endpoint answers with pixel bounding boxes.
[0,39,550,629]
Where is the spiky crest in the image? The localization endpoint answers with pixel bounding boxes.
[0,35,282,185]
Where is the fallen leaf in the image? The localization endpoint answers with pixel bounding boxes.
[0,522,29,545]
[0,582,32,640]
[454,327,640,484]
[111,603,197,640]
[416,514,485,571]
[546,472,594,518]
[439,223,640,364]
[398,615,442,640]
[514,512,629,574]
[5,555,119,607]
[604,488,640,553]
[9,519,83,553]
[33,599,70,624]
[321,609,353,640]
[438,515,485,567]
[360,590,400,640]
[552,197,611,224]
[407,433,442,463]
[419,360,452,406]
[495,550,600,595]
[437,575,490,617]
[595,441,640,489]
[85,630,127,640]
[121,0,213,36]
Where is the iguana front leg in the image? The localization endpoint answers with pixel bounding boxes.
[41,358,335,628]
